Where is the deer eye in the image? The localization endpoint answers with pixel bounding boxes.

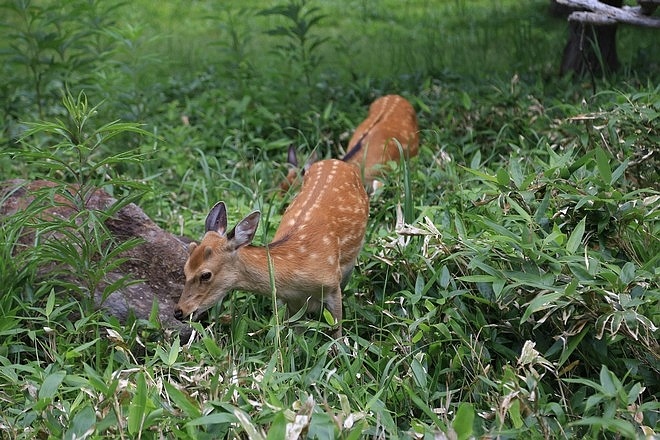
[200,271,212,283]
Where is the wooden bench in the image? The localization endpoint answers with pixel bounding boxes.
[558,0,659,26]
[555,0,659,75]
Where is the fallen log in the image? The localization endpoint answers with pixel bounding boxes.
[0,179,192,337]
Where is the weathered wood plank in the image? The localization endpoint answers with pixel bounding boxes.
[557,0,660,28]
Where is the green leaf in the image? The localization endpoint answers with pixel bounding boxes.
[202,337,224,358]
[439,265,451,289]
[344,421,367,440]
[410,357,427,389]
[610,158,629,185]
[534,190,551,223]
[496,168,510,186]
[566,217,586,254]
[403,384,445,429]
[521,291,563,323]
[66,338,100,360]
[322,308,335,326]
[453,402,474,440]
[462,164,497,182]
[164,382,201,419]
[186,413,238,427]
[626,382,643,405]
[266,411,287,440]
[594,147,612,184]
[459,275,497,283]
[414,272,425,295]
[364,398,396,434]
[460,91,472,110]
[563,277,578,297]
[619,262,635,285]
[509,399,523,429]
[127,372,148,435]
[469,150,481,169]
[233,407,266,440]
[543,229,565,247]
[599,365,617,396]
[585,394,604,413]
[167,337,180,367]
[45,289,56,318]
[564,377,603,393]
[149,299,160,323]
[454,215,466,238]
[308,411,337,440]
[322,101,333,120]
[568,149,596,174]
[569,417,636,438]
[39,370,66,399]
[83,363,110,395]
[480,218,519,240]
[65,405,96,440]
[558,327,587,367]
[509,159,524,189]
[575,195,594,211]
[492,278,505,298]
[506,196,532,223]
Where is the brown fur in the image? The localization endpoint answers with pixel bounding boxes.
[343,94,419,190]
[279,95,419,193]
[175,159,369,338]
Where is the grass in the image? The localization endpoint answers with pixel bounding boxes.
[0,0,658,438]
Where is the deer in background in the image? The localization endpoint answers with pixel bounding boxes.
[175,159,369,338]
[342,94,419,192]
[281,94,419,193]
[279,146,317,193]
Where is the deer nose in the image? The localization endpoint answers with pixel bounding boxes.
[174,308,183,320]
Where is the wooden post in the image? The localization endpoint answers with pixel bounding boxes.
[558,0,623,76]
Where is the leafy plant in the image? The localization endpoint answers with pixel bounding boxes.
[258,0,328,88]
[565,365,658,438]
[9,90,150,306]
[207,8,255,98]
[256,0,330,118]
[0,0,122,120]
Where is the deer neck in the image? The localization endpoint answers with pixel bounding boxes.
[234,244,289,296]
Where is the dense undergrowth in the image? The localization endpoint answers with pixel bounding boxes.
[0,0,658,438]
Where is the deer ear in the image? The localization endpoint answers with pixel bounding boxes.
[287,145,298,168]
[228,211,260,250]
[205,201,228,235]
[303,150,318,174]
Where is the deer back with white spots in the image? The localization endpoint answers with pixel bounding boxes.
[281,95,419,194]
[174,159,369,338]
[342,94,419,191]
